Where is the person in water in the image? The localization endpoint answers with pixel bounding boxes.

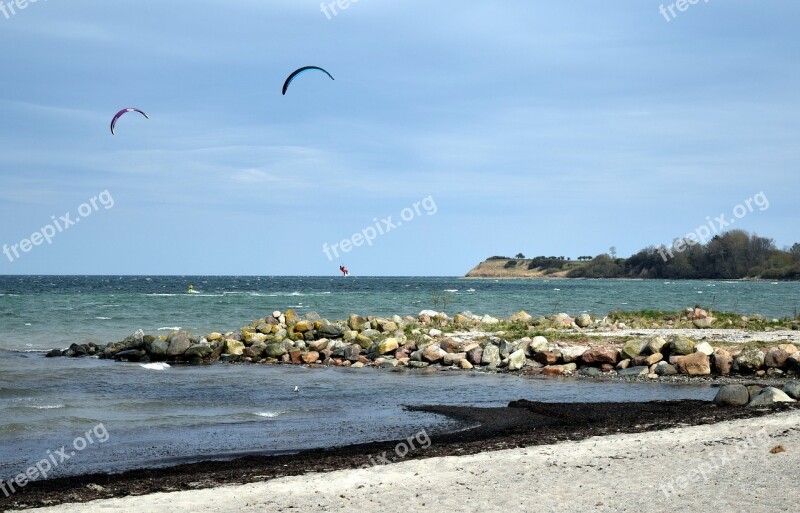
[188,284,194,293]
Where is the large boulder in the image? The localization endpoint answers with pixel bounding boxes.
[713,384,750,406]
[507,350,527,371]
[316,320,344,339]
[509,311,533,323]
[376,338,399,355]
[528,336,549,354]
[264,342,288,358]
[735,348,765,374]
[783,381,800,400]
[617,366,649,377]
[575,314,592,328]
[533,350,561,366]
[422,345,447,363]
[167,331,192,356]
[481,315,500,325]
[713,350,733,374]
[224,339,245,356]
[669,337,695,356]
[442,353,467,366]
[581,347,619,365]
[344,344,362,361]
[654,361,678,376]
[560,346,586,364]
[622,340,648,360]
[764,348,790,369]
[481,344,501,367]
[185,344,213,359]
[647,336,668,355]
[148,339,169,358]
[692,317,715,329]
[747,387,797,407]
[694,342,714,356]
[348,315,367,331]
[675,352,711,376]
[467,347,484,365]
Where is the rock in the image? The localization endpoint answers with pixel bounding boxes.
[351,361,365,368]
[408,361,429,368]
[528,336,549,354]
[507,350,527,371]
[579,367,602,377]
[747,387,797,407]
[694,342,714,356]
[646,353,663,365]
[692,317,715,329]
[46,349,64,357]
[355,334,373,350]
[376,338,399,355]
[467,347,484,365]
[224,339,245,356]
[616,359,630,370]
[533,350,561,366]
[713,351,733,375]
[669,337,695,356]
[302,351,320,364]
[581,347,619,365]
[617,366,649,377]
[378,321,398,333]
[418,310,440,318]
[647,336,668,355]
[453,313,473,324]
[167,332,192,356]
[460,359,474,370]
[654,361,678,376]
[481,344,501,367]
[509,311,533,323]
[735,348,765,373]
[116,349,145,362]
[746,385,763,400]
[783,381,800,400]
[764,348,790,369]
[379,360,398,368]
[443,353,467,366]
[575,314,592,328]
[344,344,362,361]
[440,338,462,354]
[778,344,798,355]
[675,352,711,376]
[289,349,304,365]
[622,340,648,359]
[293,321,312,333]
[560,346,586,364]
[264,343,287,358]
[713,384,750,406]
[422,345,447,363]
[316,320,344,339]
[309,339,329,352]
[348,315,367,331]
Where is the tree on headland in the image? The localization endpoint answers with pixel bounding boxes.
[515,253,526,259]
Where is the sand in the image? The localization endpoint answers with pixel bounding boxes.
[18,409,799,513]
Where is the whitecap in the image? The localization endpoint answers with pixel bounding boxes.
[29,404,65,410]
[253,411,282,418]
[290,292,303,296]
[140,362,171,371]
[147,293,178,297]
[95,317,112,320]
[553,288,561,291]
[24,323,32,326]
[466,288,476,292]
[444,289,459,293]
[158,326,181,331]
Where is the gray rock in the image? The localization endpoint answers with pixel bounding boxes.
[579,367,602,377]
[669,336,695,356]
[45,349,64,357]
[622,340,648,359]
[116,349,145,362]
[747,387,797,407]
[647,336,668,355]
[148,339,169,357]
[344,344,362,362]
[735,348,765,373]
[167,332,192,356]
[654,361,678,376]
[264,342,288,358]
[185,344,212,358]
[316,320,344,339]
[498,340,515,358]
[617,366,649,377]
[713,384,750,406]
[783,381,800,400]
[481,344,501,367]
[575,314,592,328]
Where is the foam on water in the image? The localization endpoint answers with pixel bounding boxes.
[140,362,171,371]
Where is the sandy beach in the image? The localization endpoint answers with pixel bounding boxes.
[17,408,799,513]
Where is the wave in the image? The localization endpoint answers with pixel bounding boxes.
[27,404,66,410]
[95,317,112,320]
[146,293,178,297]
[444,289,459,293]
[140,362,171,371]
[158,327,181,331]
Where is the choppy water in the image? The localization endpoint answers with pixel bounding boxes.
[0,276,797,480]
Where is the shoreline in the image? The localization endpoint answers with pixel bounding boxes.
[3,400,795,511]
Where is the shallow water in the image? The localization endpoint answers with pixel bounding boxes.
[0,352,717,480]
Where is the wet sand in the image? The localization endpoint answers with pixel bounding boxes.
[2,400,794,511]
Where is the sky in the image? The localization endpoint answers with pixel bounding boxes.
[0,0,798,276]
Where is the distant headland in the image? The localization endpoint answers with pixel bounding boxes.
[466,230,800,280]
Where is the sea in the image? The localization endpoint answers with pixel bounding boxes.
[1,276,798,480]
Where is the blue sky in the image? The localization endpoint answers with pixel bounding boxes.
[0,0,798,275]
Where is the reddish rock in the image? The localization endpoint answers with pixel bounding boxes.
[632,356,649,367]
[301,351,319,364]
[581,347,620,365]
[600,363,615,373]
[533,350,561,366]
[765,348,790,369]
[289,350,303,365]
[443,352,467,366]
[422,345,447,363]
